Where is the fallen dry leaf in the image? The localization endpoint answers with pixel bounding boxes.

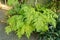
[0,2,12,10]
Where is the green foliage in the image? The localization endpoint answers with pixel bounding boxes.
[38,24,60,40]
[7,0,19,6]
[5,4,58,39]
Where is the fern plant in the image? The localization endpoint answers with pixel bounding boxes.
[5,4,58,39]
